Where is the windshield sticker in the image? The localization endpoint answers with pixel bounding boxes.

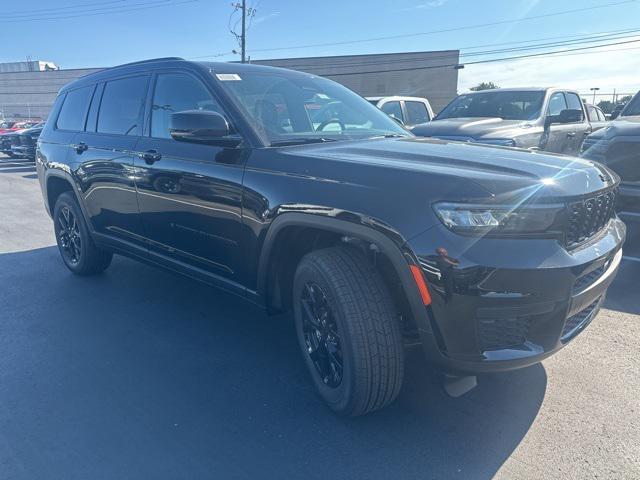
[216,73,242,81]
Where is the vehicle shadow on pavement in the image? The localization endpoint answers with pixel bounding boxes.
[0,246,546,480]
[603,259,640,315]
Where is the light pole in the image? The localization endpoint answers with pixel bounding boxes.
[590,87,600,105]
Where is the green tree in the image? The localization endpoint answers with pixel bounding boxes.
[470,82,499,91]
[618,95,633,104]
[597,100,614,114]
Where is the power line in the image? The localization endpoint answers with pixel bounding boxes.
[0,0,200,23]
[317,38,640,77]
[2,0,125,16]
[260,29,640,70]
[246,0,637,53]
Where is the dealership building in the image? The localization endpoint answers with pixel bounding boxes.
[0,50,459,121]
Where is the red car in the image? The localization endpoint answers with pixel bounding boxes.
[0,120,39,134]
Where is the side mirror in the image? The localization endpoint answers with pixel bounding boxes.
[169,110,230,143]
[610,110,620,120]
[546,108,584,126]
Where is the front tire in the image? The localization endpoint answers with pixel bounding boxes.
[293,246,404,416]
[53,192,113,275]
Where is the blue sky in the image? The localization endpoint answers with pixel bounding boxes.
[2,0,639,96]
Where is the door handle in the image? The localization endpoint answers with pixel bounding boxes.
[137,150,162,165]
[71,142,88,154]
[566,132,576,138]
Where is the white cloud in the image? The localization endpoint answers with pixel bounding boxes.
[458,38,640,99]
[252,12,280,26]
[401,0,449,11]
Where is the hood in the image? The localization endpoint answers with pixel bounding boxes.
[594,114,640,139]
[285,136,616,200]
[411,117,533,140]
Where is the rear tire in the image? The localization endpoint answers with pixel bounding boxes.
[53,192,113,275]
[293,246,404,416]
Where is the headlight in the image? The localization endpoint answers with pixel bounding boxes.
[433,202,563,234]
[473,138,516,147]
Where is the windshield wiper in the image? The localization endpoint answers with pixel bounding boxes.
[270,137,338,147]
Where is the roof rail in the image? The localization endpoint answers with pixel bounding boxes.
[112,57,185,69]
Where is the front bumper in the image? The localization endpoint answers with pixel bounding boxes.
[406,218,626,374]
[11,145,36,158]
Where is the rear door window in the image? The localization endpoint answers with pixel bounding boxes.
[405,101,430,124]
[97,75,148,136]
[56,85,94,131]
[587,105,598,122]
[380,101,403,122]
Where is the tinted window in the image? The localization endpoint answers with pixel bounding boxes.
[217,72,407,143]
[56,85,94,131]
[97,76,148,135]
[565,92,583,112]
[437,91,545,120]
[151,73,224,139]
[547,92,567,116]
[381,101,403,121]
[405,101,430,124]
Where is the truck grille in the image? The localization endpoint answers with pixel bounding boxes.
[567,190,616,247]
[477,316,531,352]
[561,298,601,343]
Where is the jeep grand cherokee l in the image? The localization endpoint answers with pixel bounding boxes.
[411,88,591,155]
[37,58,625,416]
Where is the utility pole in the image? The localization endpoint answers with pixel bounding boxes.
[241,0,246,63]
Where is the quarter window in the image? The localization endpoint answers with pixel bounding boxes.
[56,85,94,131]
[405,101,430,124]
[381,101,403,122]
[547,92,567,117]
[151,73,225,139]
[97,76,148,136]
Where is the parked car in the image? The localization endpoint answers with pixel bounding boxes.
[0,121,18,134]
[37,58,624,416]
[10,123,44,160]
[582,91,640,214]
[584,103,608,132]
[411,88,591,155]
[0,127,31,157]
[610,102,627,120]
[366,96,434,127]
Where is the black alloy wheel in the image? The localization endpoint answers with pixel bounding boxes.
[56,205,82,265]
[300,281,343,388]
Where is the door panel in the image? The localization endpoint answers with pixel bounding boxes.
[134,70,245,280]
[70,132,145,246]
[134,138,245,279]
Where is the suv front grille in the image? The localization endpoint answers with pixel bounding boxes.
[477,316,531,352]
[561,298,601,343]
[567,190,616,247]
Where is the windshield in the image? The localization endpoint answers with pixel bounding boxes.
[622,93,640,116]
[214,71,409,145]
[436,91,545,121]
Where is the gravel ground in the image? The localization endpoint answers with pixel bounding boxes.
[0,154,638,480]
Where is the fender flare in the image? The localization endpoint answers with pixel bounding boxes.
[43,168,96,235]
[256,212,430,329]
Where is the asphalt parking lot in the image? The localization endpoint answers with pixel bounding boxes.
[0,154,639,480]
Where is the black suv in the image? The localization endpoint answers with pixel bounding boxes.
[37,58,625,416]
[582,90,640,214]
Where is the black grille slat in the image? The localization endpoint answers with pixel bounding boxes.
[477,316,531,352]
[567,190,617,247]
[573,264,606,294]
[561,298,601,342]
